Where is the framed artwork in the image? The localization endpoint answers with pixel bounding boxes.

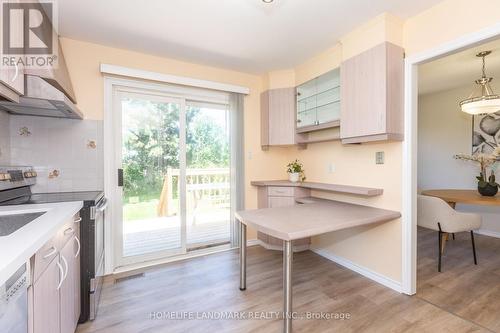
[472,112,500,154]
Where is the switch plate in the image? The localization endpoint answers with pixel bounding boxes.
[376,151,385,164]
[328,163,335,173]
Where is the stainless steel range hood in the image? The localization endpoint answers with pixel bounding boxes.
[0,75,83,119]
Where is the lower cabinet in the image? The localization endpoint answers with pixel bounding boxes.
[31,215,81,333]
[32,256,61,333]
[256,186,311,251]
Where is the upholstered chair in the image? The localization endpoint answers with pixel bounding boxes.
[417,194,481,272]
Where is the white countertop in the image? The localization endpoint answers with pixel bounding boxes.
[236,197,400,241]
[0,201,83,286]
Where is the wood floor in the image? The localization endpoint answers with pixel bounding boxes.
[77,231,499,333]
[417,227,500,332]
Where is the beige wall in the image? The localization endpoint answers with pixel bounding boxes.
[60,38,291,240]
[60,0,500,283]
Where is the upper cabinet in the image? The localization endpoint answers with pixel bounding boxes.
[0,0,24,102]
[261,87,297,150]
[340,42,404,144]
[296,68,340,132]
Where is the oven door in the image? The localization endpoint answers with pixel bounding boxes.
[90,197,107,320]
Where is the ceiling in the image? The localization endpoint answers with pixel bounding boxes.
[419,38,500,95]
[57,0,441,73]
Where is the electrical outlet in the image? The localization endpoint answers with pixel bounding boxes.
[247,151,253,160]
[328,163,335,173]
[376,151,385,164]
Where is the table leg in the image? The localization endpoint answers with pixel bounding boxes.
[283,240,293,333]
[239,222,247,291]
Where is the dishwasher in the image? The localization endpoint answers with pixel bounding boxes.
[0,263,28,333]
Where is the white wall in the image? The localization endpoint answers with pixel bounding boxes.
[418,85,500,236]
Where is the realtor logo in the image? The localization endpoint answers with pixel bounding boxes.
[1,0,58,69]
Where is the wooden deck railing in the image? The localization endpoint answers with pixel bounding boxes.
[157,167,230,217]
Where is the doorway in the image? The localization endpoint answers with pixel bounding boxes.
[112,85,232,267]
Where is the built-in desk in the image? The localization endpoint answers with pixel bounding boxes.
[251,180,384,251]
[235,197,400,333]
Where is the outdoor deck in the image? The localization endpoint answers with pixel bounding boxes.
[123,214,230,257]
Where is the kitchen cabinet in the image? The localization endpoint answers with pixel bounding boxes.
[0,0,24,102]
[31,214,81,333]
[32,255,61,333]
[296,68,340,133]
[256,186,311,251]
[60,233,80,333]
[340,42,404,144]
[261,88,297,150]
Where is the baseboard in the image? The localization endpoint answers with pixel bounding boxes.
[311,248,403,293]
[476,229,500,239]
[247,239,261,247]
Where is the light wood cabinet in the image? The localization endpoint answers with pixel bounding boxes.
[340,42,404,144]
[261,88,297,150]
[30,214,81,333]
[256,186,311,251]
[296,68,340,133]
[33,255,61,333]
[60,235,80,333]
[0,0,24,102]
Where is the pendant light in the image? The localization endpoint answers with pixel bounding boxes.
[460,51,500,115]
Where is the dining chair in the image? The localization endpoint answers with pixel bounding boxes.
[417,194,482,272]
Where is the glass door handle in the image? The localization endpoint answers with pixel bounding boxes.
[118,168,123,187]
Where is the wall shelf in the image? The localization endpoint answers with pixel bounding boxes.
[251,180,384,197]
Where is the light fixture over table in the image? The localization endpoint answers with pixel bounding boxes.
[460,50,500,115]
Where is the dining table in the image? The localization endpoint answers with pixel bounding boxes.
[420,189,500,208]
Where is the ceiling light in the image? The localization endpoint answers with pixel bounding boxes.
[460,50,500,115]
[262,0,274,3]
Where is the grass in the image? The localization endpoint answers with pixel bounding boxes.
[123,197,180,222]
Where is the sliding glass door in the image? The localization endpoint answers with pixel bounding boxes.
[186,103,231,250]
[113,87,231,266]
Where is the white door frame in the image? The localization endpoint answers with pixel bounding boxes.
[401,22,500,295]
[103,76,232,274]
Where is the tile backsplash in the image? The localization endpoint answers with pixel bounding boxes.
[0,110,10,164]
[9,115,104,193]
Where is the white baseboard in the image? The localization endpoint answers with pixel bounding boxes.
[476,229,500,239]
[311,248,403,293]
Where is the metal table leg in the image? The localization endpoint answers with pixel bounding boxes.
[239,222,247,291]
[283,240,293,333]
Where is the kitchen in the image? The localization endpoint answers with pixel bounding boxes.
[1,1,500,333]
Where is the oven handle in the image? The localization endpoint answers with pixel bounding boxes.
[96,197,108,212]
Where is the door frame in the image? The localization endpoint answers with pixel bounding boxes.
[401,22,500,295]
[103,76,233,273]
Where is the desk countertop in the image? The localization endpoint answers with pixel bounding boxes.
[236,197,400,241]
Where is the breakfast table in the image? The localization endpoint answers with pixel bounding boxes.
[235,197,400,333]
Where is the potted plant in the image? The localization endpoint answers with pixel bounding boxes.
[286,159,305,183]
[454,152,500,196]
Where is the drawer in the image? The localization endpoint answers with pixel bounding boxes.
[57,213,80,249]
[268,186,294,197]
[32,234,59,282]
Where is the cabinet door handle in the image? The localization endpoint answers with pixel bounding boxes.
[56,261,64,290]
[64,227,75,235]
[61,255,68,281]
[74,236,81,258]
[74,217,82,223]
[43,246,57,259]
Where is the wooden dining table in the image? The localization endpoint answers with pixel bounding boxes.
[421,189,500,208]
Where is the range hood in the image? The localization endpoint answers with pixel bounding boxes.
[0,75,83,119]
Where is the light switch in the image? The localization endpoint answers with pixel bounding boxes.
[376,151,385,164]
[248,151,253,160]
[328,163,335,173]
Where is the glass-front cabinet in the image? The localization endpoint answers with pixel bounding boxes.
[296,68,340,131]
